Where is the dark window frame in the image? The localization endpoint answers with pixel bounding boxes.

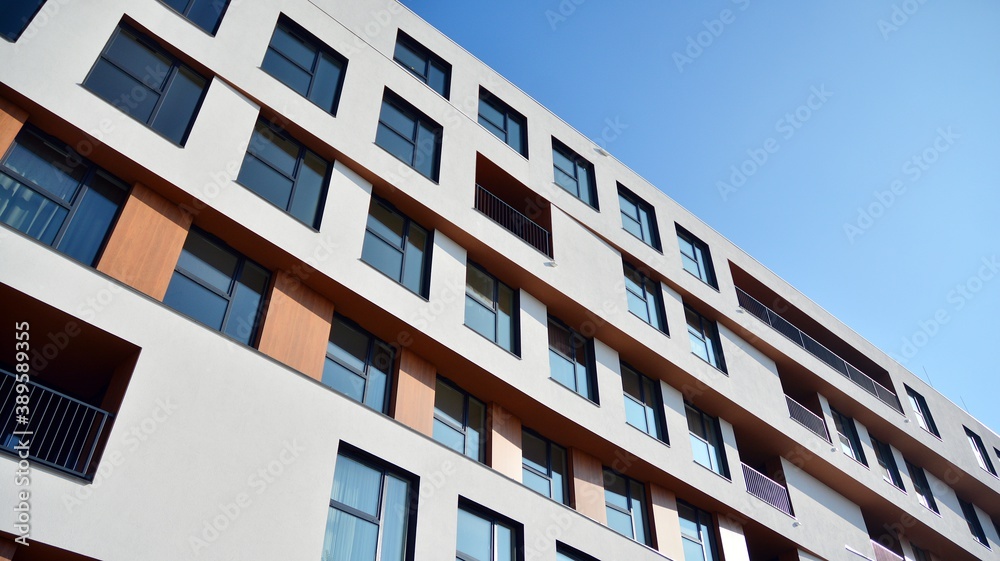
[547,316,599,403]
[159,0,230,35]
[478,88,527,157]
[621,363,668,443]
[959,497,990,547]
[685,304,727,372]
[686,402,729,478]
[521,428,568,505]
[361,196,432,297]
[556,543,600,561]
[433,377,486,463]
[678,500,720,561]
[905,459,938,513]
[82,23,208,146]
[323,314,396,414]
[324,444,418,561]
[1,0,47,42]
[602,468,651,546]
[676,225,718,288]
[618,185,660,250]
[375,90,443,182]
[904,386,939,437]
[236,118,331,229]
[831,408,868,466]
[624,261,667,334]
[965,427,997,476]
[456,499,523,561]
[0,125,129,266]
[261,15,348,114]
[870,436,905,490]
[552,139,598,210]
[393,31,451,98]
[465,261,520,355]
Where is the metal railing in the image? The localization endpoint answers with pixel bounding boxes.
[475,184,552,257]
[0,369,113,479]
[785,395,831,442]
[736,287,903,413]
[741,462,794,516]
[871,541,905,561]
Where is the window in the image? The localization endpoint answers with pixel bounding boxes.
[905,460,938,513]
[831,408,867,466]
[160,0,229,35]
[624,262,666,333]
[603,468,650,545]
[959,498,990,547]
[686,403,728,477]
[322,449,414,561]
[83,25,207,145]
[1,0,45,41]
[548,317,597,403]
[618,185,660,250]
[905,386,939,437]
[456,502,520,561]
[685,305,726,372]
[621,364,667,442]
[361,197,431,296]
[261,17,347,114]
[478,89,527,156]
[556,544,599,561]
[552,139,597,209]
[393,31,451,98]
[676,225,717,288]
[433,378,485,462]
[679,501,719,561]
[323,315,395,414]
[465,262,519,354]
[965,427,997,476]
[163,228,269,346]
[0,126,128,266]
[521,429,568,505]
[910,544,932,561]
[376,92,443,181]
[236,119,330,228]
[870,437,905,490]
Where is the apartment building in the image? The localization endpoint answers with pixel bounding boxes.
[0,1,998,560]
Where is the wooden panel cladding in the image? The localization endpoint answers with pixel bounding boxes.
[96,182,193,300]
[649,482,684,559]
[0,96,29,156]
[257,271,335,381]
[569,447,607,524]
[0,536,16,561]
[487,402,522,480]
[392,349,436,436]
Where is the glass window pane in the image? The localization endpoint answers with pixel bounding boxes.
[630,481,648,543]
[496,523,514,561]
[479,99,504,130]
[427,63,448,96]
[575,362,592,399]
[376,124,415,165]
[105,31,171,89]
[691,434,713,469]
[434,380,464,426]
[606,507,634,539]
[163,272,228,331]
[466,266,495,307]
[627,292,649,322]
[85,61,160,124]
[4,132,86,202]
[467,398,485,460]
[466,297,497,342]
[480,119,506,143]
[322,509,378,561]
[402,224,428,294]
[289,150,327,225]
[496,285,514,352]
[456,509,491,561]
[522,431,547,473]
[269,25,316,70]
[379,101,416,139]
[549,351,576,391]
[551,447,567,504]
[362,232,404,281]
[604,471,628,509]
[248,122,299,175]
[262,50,311,97]
[331,455,382,516]
[151,66,205,144]
[433,419,465,454]
[394,42,425,78]
[323,360,366,403]
[238,154,295,209]
[367,201,405,245]
[328,318,370,374]
[507,119,524,154]
[381,475,410,561]
[57,174,126,265]
[310,54,344,112]
[0,0,45,41]
[0,176,68,245]
[548,321,571,357]
[363,366,388,413]
[223,262,267,344]
[683,538,708,561]
[522,468,551,498]
[554,168,578,195]
[639,209,655,245]
[176,233,238,293]
[553,148,575,174]
[414,124,439,179]
[625,397,648,433]
[186,0,227,34]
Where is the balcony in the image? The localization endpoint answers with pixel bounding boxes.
[736,287,902,413]
[785,395,831,442]
[1,368,113,479]
[741,462,794,517]
[475,184,552,257]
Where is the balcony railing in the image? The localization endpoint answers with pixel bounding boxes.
[871,541,904,561]
[741,462,794,516]
[475,184,552,257]
[785,395,831,442]
[0,369,113,479]
[736,287,903,413]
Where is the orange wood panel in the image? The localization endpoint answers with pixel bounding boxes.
[0,96,29,156]
[487,402,522,480]
[96,182,193,300]
[392,348,436,436]
[0,536,15,560]
[649,482,684,559]
[569,447,607,524]
[257,271,335,381]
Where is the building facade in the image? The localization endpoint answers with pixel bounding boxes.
[0,1,998,560]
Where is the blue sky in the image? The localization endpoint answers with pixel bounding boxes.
[400,1,1000,433]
